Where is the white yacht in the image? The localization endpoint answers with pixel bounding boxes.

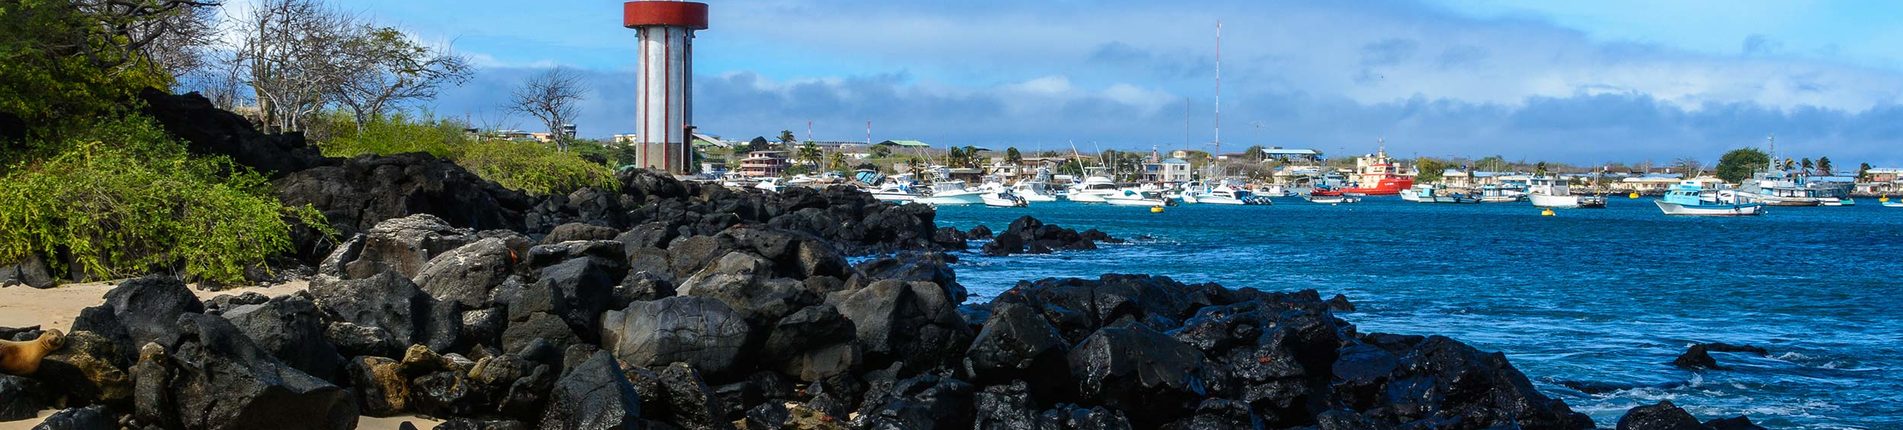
[754,178,783,193]
[1527,176,1606,208]
[982,190,1029,207]
[1185,184,1268,205]
[1009,181,1060,202]
[869,182,919,203]
[916,180,985,206]
[1103,188,1171,207]
[1067,176,1119,203]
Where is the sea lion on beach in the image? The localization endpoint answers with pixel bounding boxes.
[0,329,64,376]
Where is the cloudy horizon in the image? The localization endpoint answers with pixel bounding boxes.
[222,0,1903,166]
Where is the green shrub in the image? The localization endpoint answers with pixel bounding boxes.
[311,111,466,158]
[0,116,327,284]
[455,139,618,195]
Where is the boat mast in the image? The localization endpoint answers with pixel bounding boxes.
[1214,20,1222,160]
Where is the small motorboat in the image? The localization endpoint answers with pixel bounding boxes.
[1405,184,1479,204]
[1304,194,1360,204]
[1104,188,1172,207]
[916,180,985,206]
[869,182,919,203]
[1654,181,1763,216]
[1882,200,1903,208]
[982,190,1029,207]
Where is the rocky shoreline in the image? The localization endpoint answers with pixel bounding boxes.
[0,91,1769,429]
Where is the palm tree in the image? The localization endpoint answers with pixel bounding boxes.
[1801,157,1814,174]
[826,152,847,171]
[797,141,822,167]
[1781,158,1797,171]
[1818,157,1833,176]
[1244,145,1267,162]
[778,130,797,146]
[870,145,892,158]
[1005,147,1023,165]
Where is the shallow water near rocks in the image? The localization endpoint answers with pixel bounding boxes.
[931,197,1903,429]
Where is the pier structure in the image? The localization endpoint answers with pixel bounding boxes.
[624,1,708,174]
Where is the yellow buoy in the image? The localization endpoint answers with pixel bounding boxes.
[1882,195,1891,203]
[1541,208,1556,217]
[1150,206,1164,213]
[1628,192,1641,199]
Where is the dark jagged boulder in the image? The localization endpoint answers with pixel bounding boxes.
[0,374,47,421]
[36,331,132,407]
[994,274,1203,343]
[763,305,860,382]
[600,296,751,376]
[308,271,451,355]
[0,255,55,289]
[31,404,114,430]
[972,380,1038,430]
[1705,416,1768,430]
[437,418,531,430]
[964,303,1069,387]
[321,214,480,280]
[833,280,973,375]
[163,313,358,430]
[1616,401,1705,430]
[278,153,533,262]
[1351,335,1593,429]
[852,252,964,303]
[139,89,327,177]
[219,294,345,382]
[966,225,994,240]
[1672,342,1770,370]
[852,374,975,430]
[1066,322,1207,425]
[1038,403,1133,429]
[348,356,409,417]
[982,216,1111,256]
[624,363,727,430]
[543,223,622,245]
[538,351,642,430]
[414,236,528,309]
[677,251,817,325]
[71,275,204,364]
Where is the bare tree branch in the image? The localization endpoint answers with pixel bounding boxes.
[506,68,586,151]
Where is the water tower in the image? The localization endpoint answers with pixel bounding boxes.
[623,1,708,174]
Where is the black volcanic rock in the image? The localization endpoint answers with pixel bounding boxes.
[981,216,1113,256]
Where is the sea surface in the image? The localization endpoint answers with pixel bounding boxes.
[930,196,1902,429]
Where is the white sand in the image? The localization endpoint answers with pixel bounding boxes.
[0,280,444,429]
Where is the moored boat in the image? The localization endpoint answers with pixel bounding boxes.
[1404,184,1478,204]
[1655,181,1763,216]
[1067,176,1118,203]
[982,189,1029,207]
[916,180,985,206]
[1527,176,1600,208]
[1104,188,1171,207]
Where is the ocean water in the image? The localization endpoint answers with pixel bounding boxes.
[931,197,1903,429]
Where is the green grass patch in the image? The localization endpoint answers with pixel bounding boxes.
[314,114,617,195]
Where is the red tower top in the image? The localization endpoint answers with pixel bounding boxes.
[623,1,709,30]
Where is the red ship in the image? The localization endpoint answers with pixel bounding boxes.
[1311,143,1414,196]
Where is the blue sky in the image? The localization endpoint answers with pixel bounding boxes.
[297,0,1903,165]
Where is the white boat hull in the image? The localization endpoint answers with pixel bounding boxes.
[1193,196,1248,205]
[1068,192,1109,203]
[1104,197,1168,207]
[1655,200,1763,216]
[982,194,1028,207]
[917,193,985,206]
[1019,193,1058,203]
[1305,195,1358,204]
[1882,201,1903,208]
[1529,194,1581,208]
[872,193,916,203]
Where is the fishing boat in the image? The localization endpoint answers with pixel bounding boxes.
[1104,188,1171,207]
[1008,181,1061,202]
[753,178,783,193]
[1067,176,1119,203]
[869,182,919,203]
[1404,184,1478,203]
[1304,194,1359,204]
[1654,181,1763,216]
[981,189,1029,207]
[916,180,985,206]
[1527,176,1606,208]
[1476,184,1525,203]
[1185,184,1269,205]
[1314,142,1414,196]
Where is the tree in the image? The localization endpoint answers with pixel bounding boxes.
[1,0,209,138]
[1858,163,1872,181]
[237,0,357,132]
[1818,157,1833,176]
[778,130,796,146]
[870,145,892,158]
[330,25,472,130]
[1780,158,1797,172]
[797,141,821,167]
[1534,161,1550,176]
[1671,157,1703,177]
[1801,157,1814,173]
[1004,147,1023,165]
[826,152,846,171]
[904,157,924,173]
[1415,158,1447,183]
[1714,148,1771,184]
[507,67,586,151]
[1243,145,1267,162]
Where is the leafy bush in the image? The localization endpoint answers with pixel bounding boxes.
[310,111,465,158]
[314,114,617,195]
[456,139,618,195]
[0,117,327,284]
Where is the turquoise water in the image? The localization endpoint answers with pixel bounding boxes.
[932,197,1903,429]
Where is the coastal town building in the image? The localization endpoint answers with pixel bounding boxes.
[736,150,789,178]
[1142,158,1193,183]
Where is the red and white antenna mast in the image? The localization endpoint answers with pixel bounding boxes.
[1214,19,1222,157]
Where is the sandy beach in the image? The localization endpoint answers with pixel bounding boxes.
[0,280,442,430]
